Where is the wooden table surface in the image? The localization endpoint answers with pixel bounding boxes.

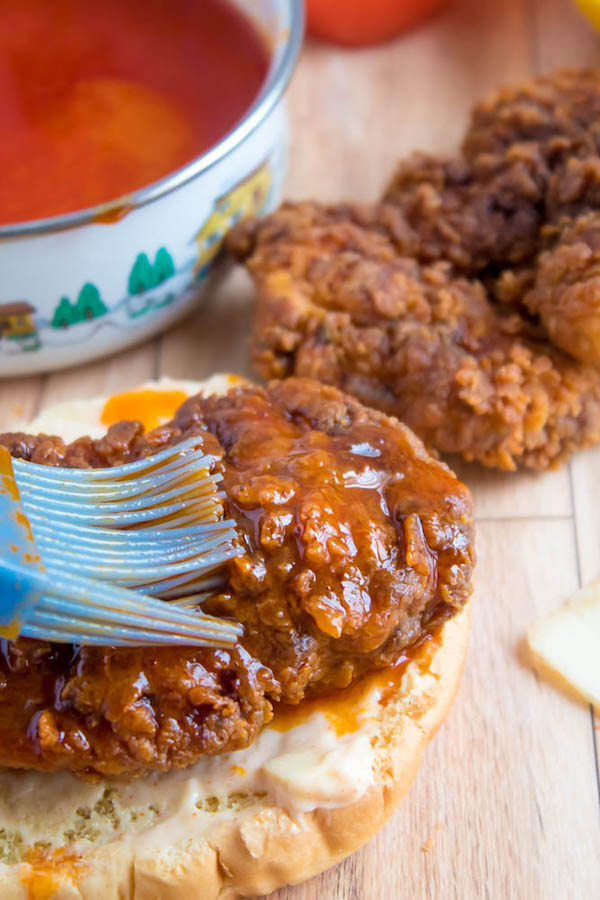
[2,0,600,897]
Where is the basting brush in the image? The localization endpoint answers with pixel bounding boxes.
[0,437,242,647]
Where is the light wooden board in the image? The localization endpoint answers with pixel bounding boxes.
[2,0,600,896]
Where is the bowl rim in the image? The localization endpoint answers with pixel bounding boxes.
[0,0,304,240]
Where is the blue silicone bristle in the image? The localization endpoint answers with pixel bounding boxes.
[0,438,242,647]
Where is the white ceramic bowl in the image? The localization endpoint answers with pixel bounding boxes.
[0,0,303,376]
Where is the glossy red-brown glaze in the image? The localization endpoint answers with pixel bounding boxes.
[0,379,474,776]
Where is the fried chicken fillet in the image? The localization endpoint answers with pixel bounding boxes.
[0,379,474,777]
[229,70,600,468]
[385,69,600,364]
[231,203,600,470]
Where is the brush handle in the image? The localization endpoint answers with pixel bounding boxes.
[0,560,44,636]
[0,446,46,632]
[0,441,242,647]
[0,557,243,647]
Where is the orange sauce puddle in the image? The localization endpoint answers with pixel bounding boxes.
[101,388,188,432]
[101,378,247,433]
[20,849,86,900]
[271,630,441,737]
[0,0,270,224]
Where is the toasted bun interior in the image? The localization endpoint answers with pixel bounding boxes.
[1,377,472,899]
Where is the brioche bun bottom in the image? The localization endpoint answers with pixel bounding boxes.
[3,606,470,900]
[1,377,472,899]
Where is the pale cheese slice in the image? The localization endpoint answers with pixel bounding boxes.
[526,579,600,711]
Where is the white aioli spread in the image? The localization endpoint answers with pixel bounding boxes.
[0,699,380,857]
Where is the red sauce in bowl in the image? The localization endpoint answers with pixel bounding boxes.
[0,0,270,224]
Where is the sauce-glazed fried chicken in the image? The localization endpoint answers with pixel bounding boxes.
[229,70,600,467]
[0,379,474,777]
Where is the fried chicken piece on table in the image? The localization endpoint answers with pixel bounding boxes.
[384,70,600,365]
[229,202,600,470]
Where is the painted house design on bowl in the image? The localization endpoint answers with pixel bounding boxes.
[193,161,272,271]
[0,302,40,353]
[0,157,278,364]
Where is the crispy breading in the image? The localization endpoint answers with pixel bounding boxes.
[230,70,600,464]
[384,70,600,364]
[496,212,600,365]
[384,152,543,270]
[230,203,600,470]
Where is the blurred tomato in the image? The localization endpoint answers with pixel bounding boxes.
[574,0,600,30]
[306,0,449,47]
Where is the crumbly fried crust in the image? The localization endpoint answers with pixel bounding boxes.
[463,69,600,169]
[0,379,474,776]
[231,203,600,470]
[384,151,544,270]
[229,70,600,463]
[497,212,600,365]
[384,70,600,273]
[383,70,600,365]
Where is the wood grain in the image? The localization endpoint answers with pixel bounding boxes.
[275,521,600,900]
[1,0,600,897]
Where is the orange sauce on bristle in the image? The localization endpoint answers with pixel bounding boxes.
[20,848,86,900]
[0,447,20,500]
[101,387,223,526]
[101,388,188,432]
[271,630,441,737]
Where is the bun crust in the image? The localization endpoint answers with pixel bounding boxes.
[2,606,470,899]
[0,377,472,899]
